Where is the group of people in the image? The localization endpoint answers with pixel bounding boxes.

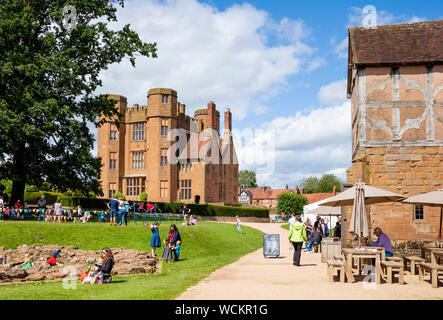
[0,195,107,223]
[107,196,132,226]
[288,214,394,266]
[150,223,182,263]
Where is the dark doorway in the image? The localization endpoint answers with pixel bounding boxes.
[195,195,200,204]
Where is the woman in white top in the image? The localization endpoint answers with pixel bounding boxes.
[54,199,62,223]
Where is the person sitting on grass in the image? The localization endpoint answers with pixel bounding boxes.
[21,254,33,271]
[47,250,62,267]
[368,227,394,257]
[189,215,197,226]
[89,248,114,284]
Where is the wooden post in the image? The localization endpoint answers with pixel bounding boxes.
[340,183,353,248]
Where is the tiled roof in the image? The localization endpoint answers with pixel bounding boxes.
[243,187,336,204]
[348,19,443,67]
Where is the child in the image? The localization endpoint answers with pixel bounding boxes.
[236,215,242,234]
[47,250,62,266]
[21,254,33,271]
[100,211,106,223]
[10,208,16,220]
[3,207,9,221]
[162,237,173,263]
[150,222,161,257]
[173,240,181,261]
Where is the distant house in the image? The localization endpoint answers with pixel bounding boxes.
[238,184,338,208]
[238,190,252,204]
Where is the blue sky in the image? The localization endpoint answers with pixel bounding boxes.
[97,0,443,188]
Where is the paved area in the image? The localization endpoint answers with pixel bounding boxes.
[177,222,443,300]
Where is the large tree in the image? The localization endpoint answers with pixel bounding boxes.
[0,1,157,205]
[276,192,307,215]
[300,174,342,194]
[238,169,258,189]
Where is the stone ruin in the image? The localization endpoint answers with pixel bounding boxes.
[0,244,158,284]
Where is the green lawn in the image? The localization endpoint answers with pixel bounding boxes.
[281,224,289,230]
[0,220,263,300]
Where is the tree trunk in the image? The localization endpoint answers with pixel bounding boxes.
[9,152,26,207]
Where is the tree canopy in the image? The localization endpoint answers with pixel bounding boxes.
[300,174,342,194]
[238,169,258,189]
[276,192,307,215]
[0,1,157,205]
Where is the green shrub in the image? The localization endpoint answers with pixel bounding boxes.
[139,192,147,202]
[59,196,109,210]
[112,192,125,201]
[24,191,63,204]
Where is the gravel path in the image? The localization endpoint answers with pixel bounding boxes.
[177,222,443,300]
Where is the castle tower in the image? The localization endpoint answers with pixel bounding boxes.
[146,88,178,202]
[97,94,127,198]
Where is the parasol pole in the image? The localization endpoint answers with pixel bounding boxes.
[439,205,442,244]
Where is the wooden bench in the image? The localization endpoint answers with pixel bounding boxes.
[386,256,403,263]
[312,243,321,253]
[418,263,443,288]
[327,259,345,283]
[404,256,425,275]
[380,261,404,284]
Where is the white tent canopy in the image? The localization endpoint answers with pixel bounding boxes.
[303,196,341,230]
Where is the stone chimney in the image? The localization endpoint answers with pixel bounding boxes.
[333,185,337,195]
[295,185,300,194]
[224,108,232,131]
[285,184,288,190]
[300,187,304,195]
[207,101,216,129]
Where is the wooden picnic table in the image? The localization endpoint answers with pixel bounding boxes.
[342,247,383,284]
[430,249,443,265]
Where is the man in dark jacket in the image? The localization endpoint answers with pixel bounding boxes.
[310,227,323,244]
[37,195,47,222]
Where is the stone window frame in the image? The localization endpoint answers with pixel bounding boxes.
[413,204,425,221]
[161,94,169,104]
[160,180,168,198]
[109,152,117,169]
[180,180,192,200]
[109,123,118,140]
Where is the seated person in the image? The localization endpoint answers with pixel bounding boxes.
[90,247,114,284]
[368,227,394,257]
[308,227,323,252]
[47,250,62,266]
[189,215,197,226]
[333,222,341,238]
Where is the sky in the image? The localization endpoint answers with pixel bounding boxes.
[94,0,443,188]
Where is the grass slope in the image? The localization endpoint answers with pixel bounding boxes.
[0,221,263,300]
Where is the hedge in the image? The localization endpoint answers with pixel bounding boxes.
[59,198,269,218]
[59,196,108,210]
[23,191,63,204]
[18,193,269,218]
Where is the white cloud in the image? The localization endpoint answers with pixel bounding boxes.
[317,79,347,105]
[408,16,427,23]
[306,57,326,73]
[236,98,352,187]
[348,6,395,27]
[97,0,317,120]
[333,38,347,59]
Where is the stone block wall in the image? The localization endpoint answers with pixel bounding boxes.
[347,145,443,242]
